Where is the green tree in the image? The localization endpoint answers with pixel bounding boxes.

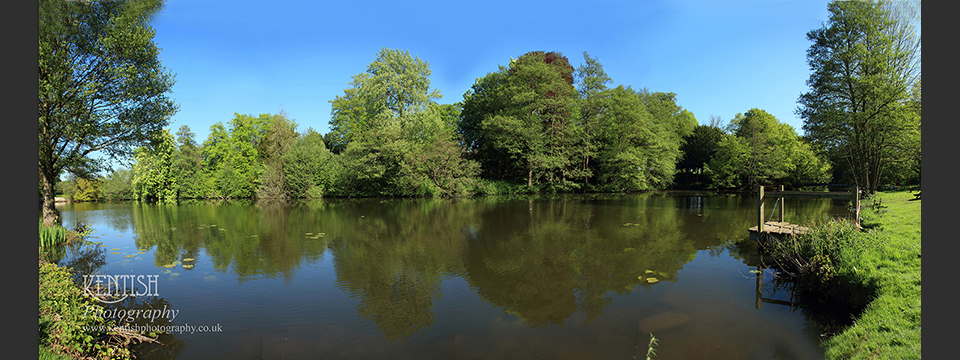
[132,129,177,203]
[575,51,612,189]
[101,167,134,201]
[330,48,477,197]
[459,69,513,180]
[257,112,299,199]
[797,0,920,193]
[284,129,337,198]
[479,51,581,189]
[171,125,204,199]
[328,48,441,153]
[593,86,676,191]
[39,0,177,226]
[74,177,102,202]
[707,109,830,189]
[676,124,725,187]
[200,114,272,199]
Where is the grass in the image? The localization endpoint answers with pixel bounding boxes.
[769,190,920,359]
[39,345,72,360]
[820,191,921,359]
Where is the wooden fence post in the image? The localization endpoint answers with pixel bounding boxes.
[854,187,860,227]
[758,186,765,235]
[779,185,785,222]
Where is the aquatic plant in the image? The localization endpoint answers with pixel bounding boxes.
[39,219,69,249]
[646,332,658,360]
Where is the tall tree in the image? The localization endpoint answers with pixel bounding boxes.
[256,112,298,199]
[797,0,920,193]
[707,109,830,189]
[171,125,204,199]
[328,48,441,153]
[132,128,176,203]
[677,124,725,186]
[39,0,177,226]
[330,48,477,197]
[593,86,673,191]
[575,51,612,189]
[480,51,581,189]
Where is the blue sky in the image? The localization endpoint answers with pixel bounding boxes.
[150,0,836,144]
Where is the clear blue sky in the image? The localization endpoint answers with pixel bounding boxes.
[150,0,836,144]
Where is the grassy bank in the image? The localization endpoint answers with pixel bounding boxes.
[769,190,921,358]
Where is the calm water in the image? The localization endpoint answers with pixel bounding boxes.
[52,193,851,360]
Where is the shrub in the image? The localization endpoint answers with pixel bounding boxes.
[767,218,878,307]
[39,261,133,359]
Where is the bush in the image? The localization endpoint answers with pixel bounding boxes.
[39,261,133,359]
[767,218,878,307]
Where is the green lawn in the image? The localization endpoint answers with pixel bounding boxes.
[822,190,921,359]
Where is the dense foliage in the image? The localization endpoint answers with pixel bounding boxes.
[706,109,831,190]
[39,0,177,225]
[40,261,134,359]
[66,46,844,201]
[798,0,921,193]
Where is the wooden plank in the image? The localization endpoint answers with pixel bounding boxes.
[770,191,854,199]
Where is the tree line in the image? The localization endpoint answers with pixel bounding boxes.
[42,0,921,210]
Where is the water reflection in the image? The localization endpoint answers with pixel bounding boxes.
[55,194,848,359]
[47,240,188,359]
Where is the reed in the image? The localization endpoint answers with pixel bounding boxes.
[38,219,70,249]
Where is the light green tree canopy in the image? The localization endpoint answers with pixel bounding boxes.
[330,48,477,197]
[328,48,442,153]
[708,109,830,189]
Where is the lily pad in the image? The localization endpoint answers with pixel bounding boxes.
[163,264,176,268]
[111,248,120,251]
[637,275,645,280]
[182,264,194,269]
[623,223,633,227]
[125,255,135,258]
[111,252,121,255]
[645,270,655,274]
[306,233,313,235]
[183,258,195,262]
[646,278,659,284]
[657,271,668,278]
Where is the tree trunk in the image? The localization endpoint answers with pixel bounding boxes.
[40,166,61,228]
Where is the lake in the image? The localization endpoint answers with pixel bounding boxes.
[51,192,852,359]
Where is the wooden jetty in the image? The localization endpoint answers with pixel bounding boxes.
[749,221,810,236]
[750,185,860,244]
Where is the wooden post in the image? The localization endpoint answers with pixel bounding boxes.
[755,265,763,310]
[758,186,765,235]
[779,185,785,222]
[853,187,860,227]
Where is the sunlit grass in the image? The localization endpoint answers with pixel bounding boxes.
[819,191,920,359]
